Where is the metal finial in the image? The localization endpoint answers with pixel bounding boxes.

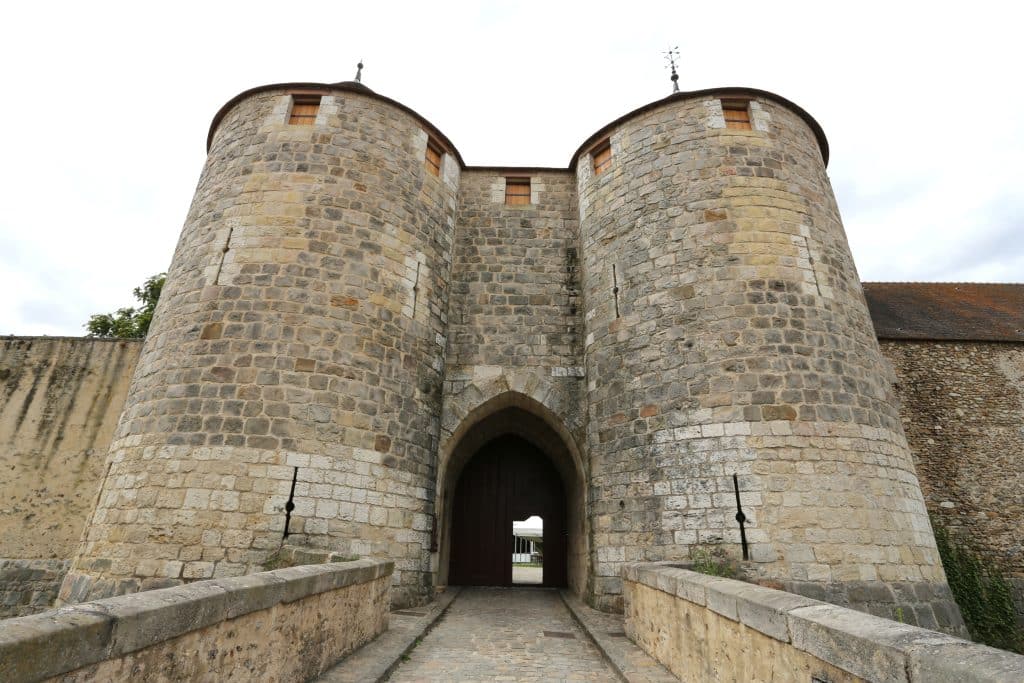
[355,59,364,83]
[664,47,680,93]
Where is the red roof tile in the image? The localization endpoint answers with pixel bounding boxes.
[863,283,1024,342]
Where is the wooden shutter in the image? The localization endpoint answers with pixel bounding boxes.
[289,95,321,125]
[722,101,751,130]
[505,178,531,205]
[592,141,612,175]
[425,140,442,177]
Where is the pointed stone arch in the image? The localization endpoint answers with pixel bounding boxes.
[434,389,590,597]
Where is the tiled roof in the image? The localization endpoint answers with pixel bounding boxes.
[863,282,1024,342]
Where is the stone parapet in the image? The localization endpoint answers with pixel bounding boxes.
[624,562,1024,682]
[0,560,69,619]
[0,558,392,682]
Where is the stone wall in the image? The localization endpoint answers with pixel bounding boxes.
[0,558,392,682]
[624,562,1024,683]
[436,169,589,593]
[0,336,141,617]
[575,93,954,616]
[62,85,459,608]
[0,559,69,618]
[880,340,1024,620]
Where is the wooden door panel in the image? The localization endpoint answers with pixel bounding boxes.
[449,436,568,587]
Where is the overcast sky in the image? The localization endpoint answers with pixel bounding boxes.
[1,1,1021,336]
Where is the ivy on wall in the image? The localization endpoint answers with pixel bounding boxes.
[932,517,1023,653]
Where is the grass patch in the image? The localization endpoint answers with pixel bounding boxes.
[689,545,739,578]
[261,549,294,571]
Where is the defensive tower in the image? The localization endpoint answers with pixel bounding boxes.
[61,81,461,607]
[60,77,964,630]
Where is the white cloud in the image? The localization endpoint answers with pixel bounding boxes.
[1,0,1020,335]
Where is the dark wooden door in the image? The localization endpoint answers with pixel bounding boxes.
[449,435,567,587]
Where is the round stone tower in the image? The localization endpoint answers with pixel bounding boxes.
[60,81,460,607]
[574,90,964,629]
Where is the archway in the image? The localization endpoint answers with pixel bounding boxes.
[435,393,589,596]
[448,435,567,587]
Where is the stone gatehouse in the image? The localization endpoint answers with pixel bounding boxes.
[2,78,1021,631]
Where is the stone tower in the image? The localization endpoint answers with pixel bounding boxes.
[60,78,964,630]
[60,81,460,607]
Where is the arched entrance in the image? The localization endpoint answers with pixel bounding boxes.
[449,435,567,587]
[435,393,589,596]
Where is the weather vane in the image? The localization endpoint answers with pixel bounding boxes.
[664,47,680,94]
[355,59,364,83]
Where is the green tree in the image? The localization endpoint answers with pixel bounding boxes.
[85,273,166,338]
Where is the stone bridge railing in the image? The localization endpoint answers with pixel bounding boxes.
[0,558,392,682]
[624,562,1024,682]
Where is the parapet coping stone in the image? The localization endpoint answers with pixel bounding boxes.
[559,589,678,683]
[623,561,1024,683]
[0,558,393,683]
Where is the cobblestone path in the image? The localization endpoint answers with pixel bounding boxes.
[387,587,619,682]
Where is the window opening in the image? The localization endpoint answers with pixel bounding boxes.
[512,515,543,585]
[289,95,321,125]
[592,140,612,175]
[505,177,531,205]
[722,100,752,130]
[425,138,443,177]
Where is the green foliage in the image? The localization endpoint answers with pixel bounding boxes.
[86,273,166,338]
[260,549,293,571]
[932,518,1023,653]
[689,546,739,578]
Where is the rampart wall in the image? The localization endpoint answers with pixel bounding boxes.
[880,340,1024,622]
[0,337,141,617]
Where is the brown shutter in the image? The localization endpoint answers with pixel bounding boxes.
[425,140,442,177]
[593,141,612,175]
[289,95,322,125]
[505,178,531,205]
[722,101,752,130]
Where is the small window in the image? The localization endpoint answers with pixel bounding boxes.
[722,100,751,130]
[425,139,443,177]
[592,140,612,175]
[289,95,321,125]
[505,177,531,205]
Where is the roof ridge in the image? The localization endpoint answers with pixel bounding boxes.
[863,281,1024,286]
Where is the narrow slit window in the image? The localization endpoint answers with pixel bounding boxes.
[505,177,531,205]
[289,95,321,125]
[425,139,443,177]
[722,100,752,130]
[592,140,612,175]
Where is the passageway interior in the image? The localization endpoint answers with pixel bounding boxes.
[448,435,567,587]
